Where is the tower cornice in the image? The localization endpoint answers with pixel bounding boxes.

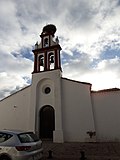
[32,44,62,54]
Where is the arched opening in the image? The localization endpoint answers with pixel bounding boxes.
[44,38,49,47]
[39,105,55,140]
[49,52,54,70]
[39,55,44,72]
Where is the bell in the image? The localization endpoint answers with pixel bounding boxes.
[50,55,54,63]
[40,58,44,66]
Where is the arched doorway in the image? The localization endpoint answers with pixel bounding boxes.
[40,105,55,140]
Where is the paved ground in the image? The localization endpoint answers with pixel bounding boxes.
[42,141,120,160]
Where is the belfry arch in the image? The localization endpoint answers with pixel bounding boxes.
[39,105,55,140]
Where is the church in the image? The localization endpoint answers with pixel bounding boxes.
[0,24,120,143]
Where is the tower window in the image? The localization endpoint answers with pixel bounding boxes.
[50,55,54,63]
[44,38,49,47]
[48,52,54,70]
[49,52,54,63]
[39,55,44,71]
[39,55,44,66]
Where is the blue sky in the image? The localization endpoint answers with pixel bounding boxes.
[0,0,120,100]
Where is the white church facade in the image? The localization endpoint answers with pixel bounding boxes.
[0,24,120,143]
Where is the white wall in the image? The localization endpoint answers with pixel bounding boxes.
[1,69,120,143]
[29,69,64,142]
[92,90,120,142]
[61,78,95,142]
[0,86,31,131]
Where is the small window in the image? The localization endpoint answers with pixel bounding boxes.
[18,132,39,143]
[0,133,12,143]
[44,38,49,47]
[44,87,51,94]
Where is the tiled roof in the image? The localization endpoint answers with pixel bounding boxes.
[62,77,92,86]
[92,88,120,93]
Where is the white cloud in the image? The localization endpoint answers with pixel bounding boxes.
[63,56,120,90]
[0,0,120,99]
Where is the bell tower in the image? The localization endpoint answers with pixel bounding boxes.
[32,24,62,73]
[30,24,64,143]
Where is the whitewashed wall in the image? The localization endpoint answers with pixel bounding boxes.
[61,78,95,142]
[29,69,64,142]
[0,86,31,131]
[92,90,120,142]
[1,69,120,143]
